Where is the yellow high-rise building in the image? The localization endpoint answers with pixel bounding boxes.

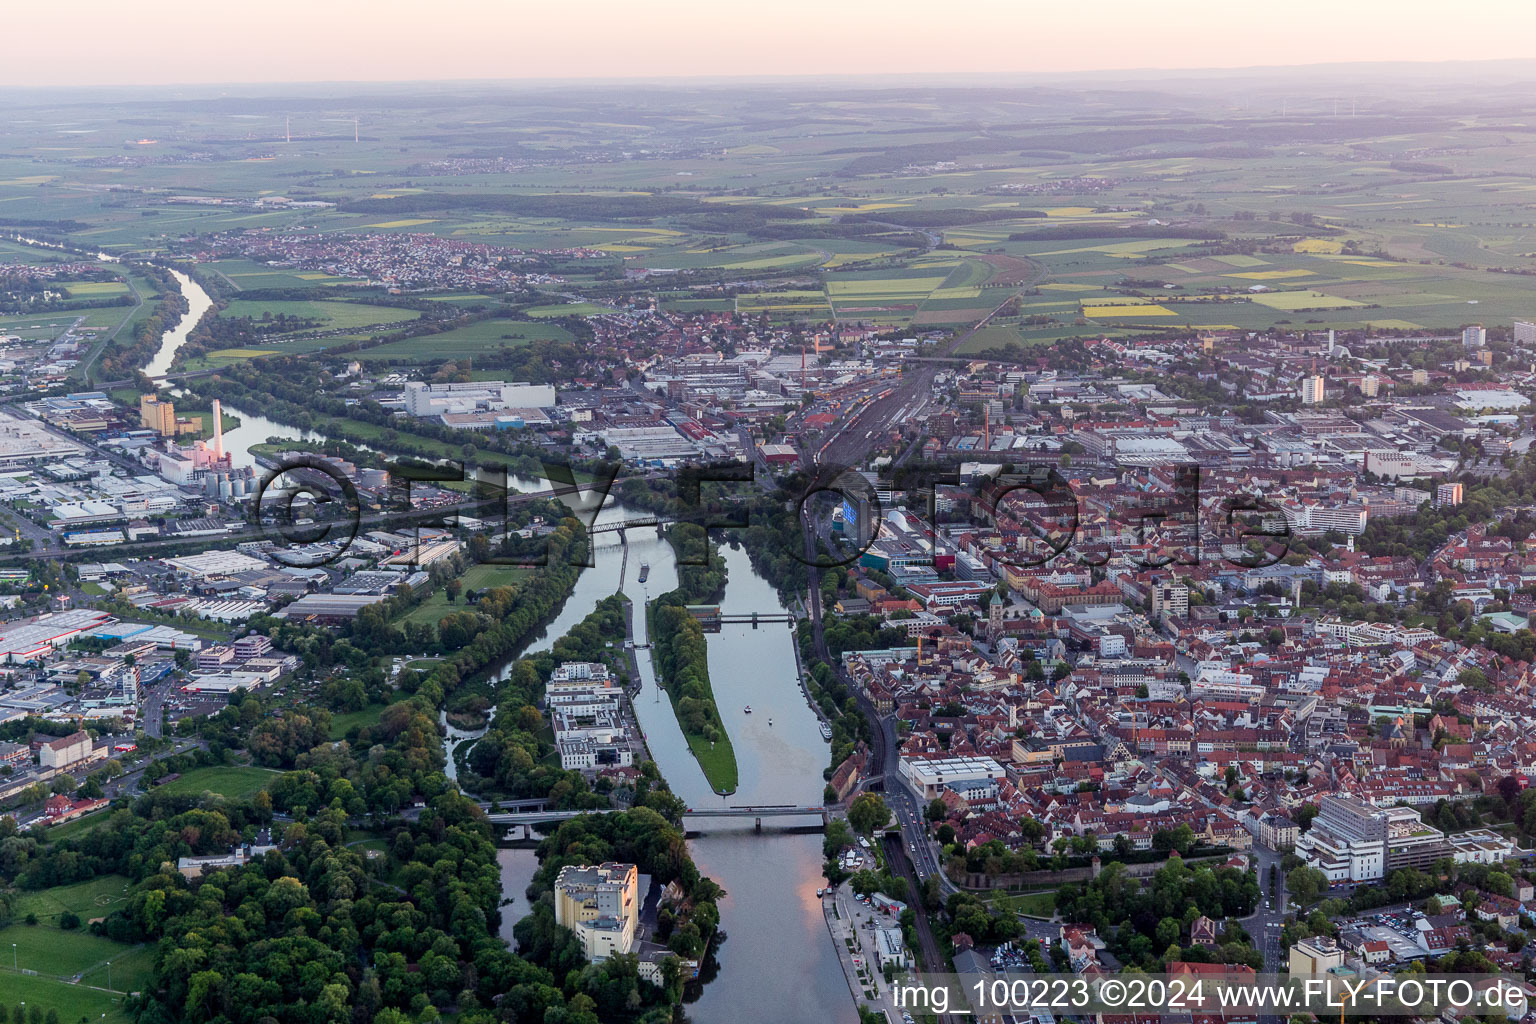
[140,395,177,436]
[553,862,638,962]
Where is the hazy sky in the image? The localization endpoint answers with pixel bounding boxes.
[8,0,1536,87]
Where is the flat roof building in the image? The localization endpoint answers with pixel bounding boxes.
[554,862,639,963]
[899,755,1005,800]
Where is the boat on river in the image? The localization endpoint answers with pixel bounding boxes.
[638,562,650,582]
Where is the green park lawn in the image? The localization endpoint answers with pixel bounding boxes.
[398,563,533,627]
[683,731,739,795]
[328,703,387,739]
[153,765,277,800]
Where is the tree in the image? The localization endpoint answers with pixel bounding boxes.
[445,579,462,604]
[1286,865,1327,907]
[848,793,889,836]
[1458,667,1489,692]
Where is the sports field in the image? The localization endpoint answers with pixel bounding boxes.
[11,874,135,925]
[154,765,278,799]
[0,921,154,994]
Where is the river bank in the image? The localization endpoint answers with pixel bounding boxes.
[135,293,855,1023]
[492,484,854,1024]
[145,269,213,377]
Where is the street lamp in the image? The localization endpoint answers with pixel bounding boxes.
[106,960,111,990]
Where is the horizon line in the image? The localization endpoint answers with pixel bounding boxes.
[6,55,1536,94]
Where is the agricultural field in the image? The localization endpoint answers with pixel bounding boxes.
[153,764,278,799]
[202,258,350,291]
[358,317,573,362]
[0,83,1533,351]
[735,290,833,319]
[523,302,612,318]
[217,298,422,335]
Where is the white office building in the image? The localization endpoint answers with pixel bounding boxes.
[403,380,556,416]
[899,755,1005,800]
[1295,795,1447,883]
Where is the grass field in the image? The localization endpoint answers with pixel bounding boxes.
[358,317,573,362]
[36,807,115,842]
[0,923,154,991]
[0,969,130,1021]
[218,298,421,336]
[398,563,534,626]
[154,765,278,799]
[683,730,738,795]
[523,302,612,317]
[328,703,387,739]
[11,874,134,926]
[990,889,1057,918]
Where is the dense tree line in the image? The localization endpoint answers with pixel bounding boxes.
[184,361,589,481]
[1,525,722,1023]
[650,603,727,749]
[96,264,185,378]
[520,808,722,968]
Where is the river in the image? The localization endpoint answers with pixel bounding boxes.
[492,478,853,1024]
[140,277,853,1020]
[146,269,213,377]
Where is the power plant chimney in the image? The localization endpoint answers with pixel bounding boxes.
[212,398,225,460]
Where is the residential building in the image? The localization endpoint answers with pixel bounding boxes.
[1289,936,1345,976]
[1151,580,1189,622]
[1300,375,1326,405]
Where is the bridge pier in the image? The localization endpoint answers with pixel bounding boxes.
[755,817,762,833]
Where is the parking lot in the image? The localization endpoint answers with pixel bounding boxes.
[1338,906,1432,964]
